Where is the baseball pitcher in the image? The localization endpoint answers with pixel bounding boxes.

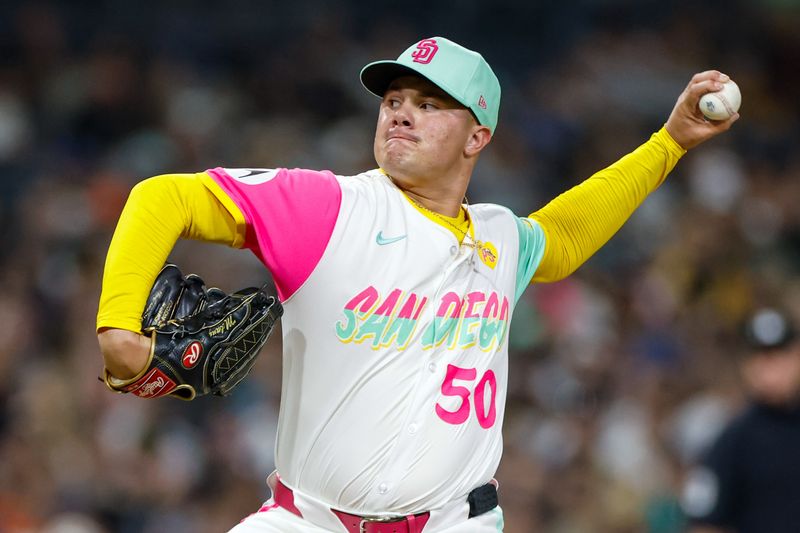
[97,37,737,532]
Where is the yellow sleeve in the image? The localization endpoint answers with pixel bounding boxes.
[96,172,246,333]
[530,127,686,283]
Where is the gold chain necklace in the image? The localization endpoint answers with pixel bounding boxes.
[383,171,481,249]
[404,193,481,250]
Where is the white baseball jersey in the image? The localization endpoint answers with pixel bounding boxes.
[203,167,546,515]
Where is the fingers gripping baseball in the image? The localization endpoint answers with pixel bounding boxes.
[665,70,739,150]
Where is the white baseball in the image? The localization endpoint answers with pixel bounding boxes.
[699,80,741,121]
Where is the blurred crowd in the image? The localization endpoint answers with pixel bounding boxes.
[2,1,800,532]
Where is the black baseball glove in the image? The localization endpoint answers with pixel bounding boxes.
[103,264,283,400]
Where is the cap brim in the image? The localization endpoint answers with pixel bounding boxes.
[359,59,483,129]
[360,61,427,98]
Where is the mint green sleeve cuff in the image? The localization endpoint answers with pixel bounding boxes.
[514,215,547,303]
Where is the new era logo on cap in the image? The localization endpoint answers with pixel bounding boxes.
[478,95,487,109]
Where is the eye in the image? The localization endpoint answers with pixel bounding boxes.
[420,102,438,111]
[384,96,401,109]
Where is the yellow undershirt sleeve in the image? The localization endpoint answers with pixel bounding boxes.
[96,173,246,333]
[530,127,686,283]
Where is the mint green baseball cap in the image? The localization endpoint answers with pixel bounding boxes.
[360,37,501,133]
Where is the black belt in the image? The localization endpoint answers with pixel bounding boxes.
[274,477,498,533]
[468,482,499,517]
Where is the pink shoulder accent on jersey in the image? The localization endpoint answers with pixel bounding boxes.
[206,167,342,300]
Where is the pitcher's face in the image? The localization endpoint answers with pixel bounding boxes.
[373,75,479,183]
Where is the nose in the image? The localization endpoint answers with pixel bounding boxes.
[390,101,413,128]
[393,115,412,127]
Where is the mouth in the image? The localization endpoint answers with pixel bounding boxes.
[386,132,418,144]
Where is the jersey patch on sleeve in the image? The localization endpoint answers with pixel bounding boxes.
[225,168,281,185]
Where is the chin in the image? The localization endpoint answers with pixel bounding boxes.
[378,153,409,178]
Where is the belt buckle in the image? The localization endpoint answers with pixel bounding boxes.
[359,515,398,533]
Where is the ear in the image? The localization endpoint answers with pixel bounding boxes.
[464,125,492,157]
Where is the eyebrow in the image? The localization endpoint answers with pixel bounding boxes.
[418,89,450,100]
[384,85,453,102]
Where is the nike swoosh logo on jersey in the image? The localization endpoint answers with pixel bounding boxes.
[376,231,407,245]
[226,168,280,185]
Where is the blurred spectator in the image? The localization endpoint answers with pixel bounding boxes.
[682,307,800,533]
